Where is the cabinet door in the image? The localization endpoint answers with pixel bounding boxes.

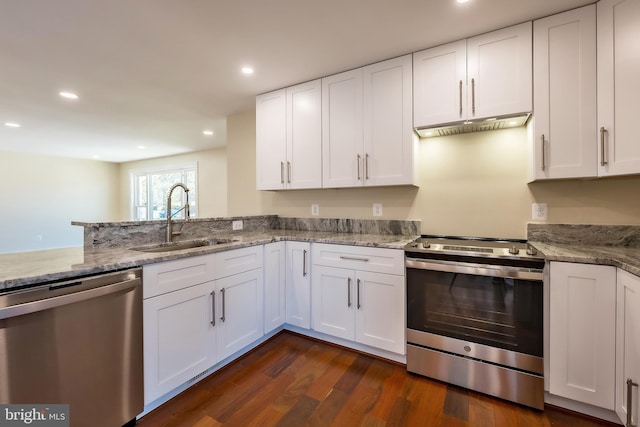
[287,79,322,189]
[322,68,364,188]
[413,40,467,128]
[549,262,616,409]
[467,22,532,120]
[597,0,640,176]
[285,241,311,329]
[216,269,264,362]
[355,271,405,354]
[363,54,414,186]
[532,5,597,180]
[616,269,640,425]
[143,281,216,405]
[312,265,355,340]
[264,242,286,334]
[256,89,287,190]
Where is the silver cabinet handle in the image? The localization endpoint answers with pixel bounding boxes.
[357,154,361,180]
[280,161,284,184]
[340,256,370,262]
[365,154,370,180]
[600,127,608,166]
[459,80,463,117]
[628,378,638,427]
[541,134,546,171]
[302,249,307,277]
[220,288,226,322]
[471,78,476,115]
[347,277,352,307]
[287,161,292,183]
[210,291,216,326]
[356,278,361,309]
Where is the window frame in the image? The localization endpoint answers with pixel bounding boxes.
[130,162,198,221]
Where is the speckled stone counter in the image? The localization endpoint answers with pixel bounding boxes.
[0,230,417,292]
[528,223,640,277]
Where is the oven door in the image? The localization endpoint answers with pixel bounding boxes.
[406,258,543,359]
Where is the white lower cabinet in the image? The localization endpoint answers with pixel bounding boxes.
[285,241,311,328]
[264,242,286,334]
[615,269,640,426]
[215,268,264,361]
[143,247,263,406]
[311,244,405,354]
[549,262,617,409]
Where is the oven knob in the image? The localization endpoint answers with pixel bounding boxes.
[464,345,471,353]
[422,242,430,249]
[526,245,538,256]
[409,241,418,248]
[508,246,520,255]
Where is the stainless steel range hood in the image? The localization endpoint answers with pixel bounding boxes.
[414,113,531,138]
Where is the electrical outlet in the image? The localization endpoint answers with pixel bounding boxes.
[373,203,383,217]
[532,203,548,221]
[232,220,243,231]
[311,204,319,216]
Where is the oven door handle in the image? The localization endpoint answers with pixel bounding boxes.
[405,258,543,281]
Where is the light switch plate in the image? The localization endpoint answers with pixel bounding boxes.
[373,203,383,217]
[311,204,319,216]
[532,203,548,221]
[232,220,243,230]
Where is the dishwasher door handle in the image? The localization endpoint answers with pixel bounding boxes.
[0,278,141,320]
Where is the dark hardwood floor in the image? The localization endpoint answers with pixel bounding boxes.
[137,331,619,427]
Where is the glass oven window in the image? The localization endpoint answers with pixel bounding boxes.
[407,268,543,357]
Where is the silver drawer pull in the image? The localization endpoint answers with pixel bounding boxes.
[340,256,369,262]
[628,378,638,427]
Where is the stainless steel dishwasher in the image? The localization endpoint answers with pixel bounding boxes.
[0,268,144,427]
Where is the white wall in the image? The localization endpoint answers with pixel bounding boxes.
[0,150,120,253]
[118,148,227,220]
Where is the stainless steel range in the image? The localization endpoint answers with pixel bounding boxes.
[405,235,545,409]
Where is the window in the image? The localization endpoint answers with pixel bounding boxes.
[132,164,197,221]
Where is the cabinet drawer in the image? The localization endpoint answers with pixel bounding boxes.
[214,245,263,279]
[312,243,404,276]
[143,254,215,299]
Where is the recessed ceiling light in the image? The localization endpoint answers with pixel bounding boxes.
[92,154,101,159]
[241,66,254,75]
[508,121,518,126]
[59,91,79,100]
[4,122,21,128]
[137,145,146,150]
[457,0,470,3]
[203,130,214,136]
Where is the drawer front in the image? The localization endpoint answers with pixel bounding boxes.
[143,254,215,299]
[214,245,263,279]
[312,243,404,276]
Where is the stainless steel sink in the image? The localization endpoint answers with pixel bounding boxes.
[131,238,236,253]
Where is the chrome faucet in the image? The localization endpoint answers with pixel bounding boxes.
[166,183,190,242]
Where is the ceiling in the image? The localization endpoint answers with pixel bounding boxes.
[0,0,593,163]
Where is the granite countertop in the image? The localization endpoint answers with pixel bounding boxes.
[0,230,416,292]
[530,241,640,277]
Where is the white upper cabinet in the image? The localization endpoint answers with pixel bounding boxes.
[363,55,414,187]
[414,22,532,129]
[597,0,640,177]
[531,5,597,181]
[322,68,364,188]
[467,22,532,120]
[413,40,467,127]
[256,89,287,190]
[615,269,640,426]
[322,55,414,188]
[256,80,322,190]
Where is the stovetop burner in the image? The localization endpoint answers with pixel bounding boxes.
[405,234,543,262]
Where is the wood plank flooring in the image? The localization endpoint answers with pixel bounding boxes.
[137,331,619,427]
